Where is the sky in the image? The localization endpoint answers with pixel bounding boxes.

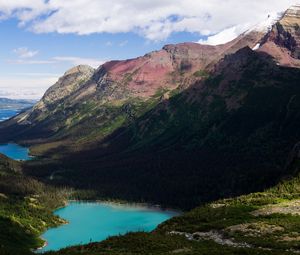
[0,0,298,99]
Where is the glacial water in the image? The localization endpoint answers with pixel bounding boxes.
[0,143,32,160]
[38,201,179,252]
[0,109,20,121]
[0,106,32,160]
[0,109,178,252]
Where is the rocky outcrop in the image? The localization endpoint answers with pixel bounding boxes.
[277,5,300,58]
[258,5,300,67]
[169,231,252,248]
[93,42,235,99]
[36,65,94,109]
[11,65,95,128]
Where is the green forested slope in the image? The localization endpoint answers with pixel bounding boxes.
[26,47,300,210]
[0,155,67,255]
[46,161,300,255]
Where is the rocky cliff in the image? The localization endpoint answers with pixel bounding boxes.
[258,5,300,67]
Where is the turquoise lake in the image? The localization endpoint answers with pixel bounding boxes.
[0,108,32,160]
[39,201,179,252]
[0,143,32,160]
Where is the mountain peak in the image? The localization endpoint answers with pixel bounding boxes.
[285,4,300,13]
[64,65,94,76]
[34,64,95,111]
[279,4,300,26]
[249,4,300,67]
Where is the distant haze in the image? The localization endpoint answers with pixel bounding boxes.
[0,76,58,100]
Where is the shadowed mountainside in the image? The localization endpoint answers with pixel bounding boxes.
[1,5,300,210]
[24,46,300,210]
[46,149,300,255]
[0,5,300,208]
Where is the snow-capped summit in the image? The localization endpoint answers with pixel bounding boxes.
[251,4,300,67]
[248,12,283,34]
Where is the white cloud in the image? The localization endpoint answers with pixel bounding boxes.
[7,56,105,68]
[7,59,55,64]
[0,0,298,41]
[13,47,39,58]
[199,26,238,45]
[198,24,251,45]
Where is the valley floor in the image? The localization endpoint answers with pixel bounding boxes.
[1,155,300,255]
[44,171,300,255]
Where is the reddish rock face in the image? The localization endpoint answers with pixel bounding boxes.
[102,50,175,97]
[98,43,226,97]
[94,12,300,99]
[94,38,265,98]
[259,41,300,67]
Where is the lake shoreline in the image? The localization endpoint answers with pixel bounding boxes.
[0,142,33,161]
[35,239,48,251]
[67,199,182,215]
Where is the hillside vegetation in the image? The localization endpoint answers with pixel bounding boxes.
[46,161,300,255]
[0,155,68,255]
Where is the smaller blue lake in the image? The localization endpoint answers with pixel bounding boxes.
[0,109,20,121]
[38,201,179,252]
[0,108,32,160]
[0,143,32,160]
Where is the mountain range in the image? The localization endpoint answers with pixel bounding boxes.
[1,4,300,255]
[1,4,298,207]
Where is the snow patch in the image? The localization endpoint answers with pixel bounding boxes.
[198,24,250,46]
[252,43,260,51]
[247,12,283,34]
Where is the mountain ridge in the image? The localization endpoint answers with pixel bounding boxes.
[21,45,300,210]
[0,13,295,146]
[0,7,300,209]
